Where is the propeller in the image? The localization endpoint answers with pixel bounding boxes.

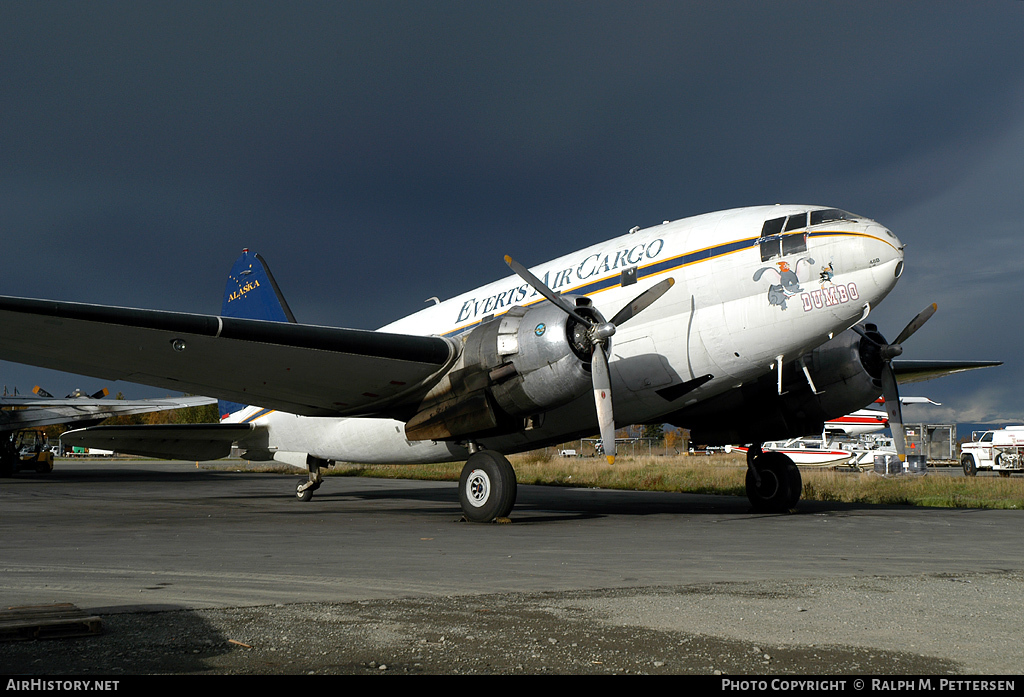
[505,255,674,464]
[31,386,110,399]
[853,303,937,462]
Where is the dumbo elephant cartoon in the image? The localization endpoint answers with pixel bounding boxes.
[752,257,815,310]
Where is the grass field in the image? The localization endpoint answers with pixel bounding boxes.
[310,451,1024,510]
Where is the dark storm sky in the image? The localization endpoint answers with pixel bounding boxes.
[3,1,1023,423]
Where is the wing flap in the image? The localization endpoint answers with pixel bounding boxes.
[0,296,457,417]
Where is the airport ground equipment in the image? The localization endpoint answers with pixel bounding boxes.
[904,424,957,465]
[0,430,53,476]
[960,426,1024,476]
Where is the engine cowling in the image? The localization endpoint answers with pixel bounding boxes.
[404,299,598,441]
[668,324,888,445]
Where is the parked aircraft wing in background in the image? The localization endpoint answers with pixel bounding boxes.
[0,393,217,432]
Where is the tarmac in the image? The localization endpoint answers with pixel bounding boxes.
[2,460,1022,675]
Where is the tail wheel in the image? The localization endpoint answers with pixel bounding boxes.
[296,480,318,501]
[459,450,517,522]
[746,451,802,513]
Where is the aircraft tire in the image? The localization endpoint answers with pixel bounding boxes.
[296,480,315,502]
[962,454,977,477]
[745,451,801,513]
[459,450,517,523]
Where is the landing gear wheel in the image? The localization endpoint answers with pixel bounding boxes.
[746,451,802,513]
[296,479,319,502]
[459,450,517,523]
[295,455,326,502]
[962,454,977,477]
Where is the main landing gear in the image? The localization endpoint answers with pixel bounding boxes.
[458,447,517,523]
[744,444,802,513]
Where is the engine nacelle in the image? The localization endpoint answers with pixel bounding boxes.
[404,300,597,441]
[668,324,887,445]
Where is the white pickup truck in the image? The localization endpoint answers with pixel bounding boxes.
[960,426,1024,476]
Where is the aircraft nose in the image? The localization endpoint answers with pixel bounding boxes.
[867,220,903,262]
[868,222,905,288]
[888,227,905,280]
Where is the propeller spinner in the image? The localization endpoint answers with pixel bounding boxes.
[505,255,674,464]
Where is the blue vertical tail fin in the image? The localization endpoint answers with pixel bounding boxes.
[222,248,297,323]
[219,249,296,419]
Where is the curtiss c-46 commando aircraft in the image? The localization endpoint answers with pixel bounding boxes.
[0,206,999,520]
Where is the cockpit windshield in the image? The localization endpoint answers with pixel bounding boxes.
[810,209,859,226]
[758,209,862,261]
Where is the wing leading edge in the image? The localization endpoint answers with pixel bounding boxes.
[0,295,458,418]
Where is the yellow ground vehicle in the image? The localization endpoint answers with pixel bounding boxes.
[0,430,54,476]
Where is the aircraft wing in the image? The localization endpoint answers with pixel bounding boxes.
[0,395,216,432]
[892,359,1003,384]
[0,296,457,418]
[60,423,260,461]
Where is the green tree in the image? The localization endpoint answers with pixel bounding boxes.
[642,423,664,441]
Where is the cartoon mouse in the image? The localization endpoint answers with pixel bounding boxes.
[752,257,815,310]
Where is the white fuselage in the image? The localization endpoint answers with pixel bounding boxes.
[228,205,905,466]
[824,408,890,436]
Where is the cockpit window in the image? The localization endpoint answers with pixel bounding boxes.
[781,230,808,256]
[761,216,785,238]
[784,212,807,232]
[760,214,808,261]
[810,209,859,226]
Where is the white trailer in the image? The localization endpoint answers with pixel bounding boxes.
[960,426,1024,476]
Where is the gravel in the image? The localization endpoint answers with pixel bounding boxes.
[3,570,1020,675]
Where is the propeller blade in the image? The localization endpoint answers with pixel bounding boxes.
[591,343,616,464]
[881,365,906,462]
[608,278,675,327]
[32,385,54,398]
[893,303,937,346]
[504,255,593,326]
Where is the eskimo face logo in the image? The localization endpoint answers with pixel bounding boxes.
[535,323,546,337]
[752,258,815,311]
